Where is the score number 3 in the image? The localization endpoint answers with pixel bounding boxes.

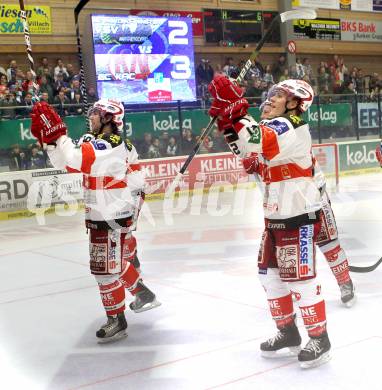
[168,20,191,79]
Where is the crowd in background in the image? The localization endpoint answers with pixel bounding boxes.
[0,57,97,120]
[196,54,382,104]
[0,54,381,170]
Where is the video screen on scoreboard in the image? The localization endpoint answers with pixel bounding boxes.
[91,14,197,104]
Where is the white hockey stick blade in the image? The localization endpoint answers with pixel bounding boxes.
[280,8,317,23]
[165,172,184,197]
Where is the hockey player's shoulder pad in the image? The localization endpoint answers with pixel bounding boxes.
[261,116,294,136]
[285,114,306,129]
[96,133,122,148]
[124,138,133,152]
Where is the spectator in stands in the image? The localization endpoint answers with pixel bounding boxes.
[356,68,366,94]
[39,91,51,104]
[8,144,27,171]
[166,136,178,157]
[289,64,299,79]
[27,145,45,169]
[54,58,69,81]
[210,128,228,153]
[181,128,195,155]
[53,89,69,116]
[70,92,83,115]
[0,90,17,119]
[263,65,274,84]
[246,61,264,80]
[87,87,98,103]
[272,54,287,82]
[196,132,212,154]
[64,63,76,84]
[213,64,225,78]
[67,77,82,100]
[22,71,36,95]
[223,57,239,78]
[369,72,380,92]
[6,60,18,83]
[53,73,69,95]
[196,59,214,85]
[158,131,170,156]
[317,66,331,94]
[138,132,153,158]
[341,81,357,97]
[18,92,34,117]
[37,57,53,78]
[302,58,314,81]
[147,138,161,159]
[279,68,290,82]
[0,65,6,77]
[39,75,54,102]
[296,58,305,79]
[245,77,262,105]
[0,74,8,98]
[41,67,54,84]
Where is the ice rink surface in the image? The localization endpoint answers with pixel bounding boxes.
[0,172,381,390]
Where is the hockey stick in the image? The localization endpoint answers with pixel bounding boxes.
[349,257,382,273]
[74,0,91,128]
[166,8,317,195]
[19,0,39,99]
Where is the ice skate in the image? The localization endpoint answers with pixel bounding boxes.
[96,312,128,344]
[298,332,331,369]
[260,322,302,358]
[129,280,161,313]
[340,279,356,308]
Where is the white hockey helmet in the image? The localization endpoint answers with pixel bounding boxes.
[259,99,272,113]
[268,79,314,113]
[89,99,124,132]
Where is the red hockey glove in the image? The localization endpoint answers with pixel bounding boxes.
[242,153,261,175]
[208,75,249,123]
[31,101,67,145]
[376,143,382,167]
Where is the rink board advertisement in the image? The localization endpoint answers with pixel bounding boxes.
[0,153,248,219]
[292,0,381,11]
[0,169,83,219]
[0,140,379,220]
[341,19,382,42]
[357,102,382,128]
[0,4,51,34]
[338,140,380,172]
[0,104,352,150]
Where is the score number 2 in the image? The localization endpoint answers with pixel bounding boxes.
[168,20,191,79]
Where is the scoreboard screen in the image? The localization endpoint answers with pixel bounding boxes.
[91,14,197,104]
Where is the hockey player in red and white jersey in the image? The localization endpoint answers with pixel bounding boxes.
[30,99,161,343]
[208,76,331,368]
[244,98,356,307]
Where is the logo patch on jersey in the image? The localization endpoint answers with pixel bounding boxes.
[299,224,314,277]
[266,120,290,136]
[91,140,108,150]
[124,138,133,151]
[289,115,302,125]
[248,126,261,144]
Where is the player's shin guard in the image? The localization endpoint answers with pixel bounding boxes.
[320,240,356,307]
[259,269,301,358]
[292,279,331,368]
[97,278,126,316]
[95,276,128,343]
